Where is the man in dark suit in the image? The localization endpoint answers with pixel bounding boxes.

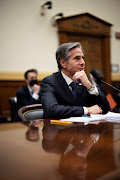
[41,42,110,119]
[16,69,42,111]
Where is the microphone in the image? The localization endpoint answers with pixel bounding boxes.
[90,69,120,93]
[90,69,101,81]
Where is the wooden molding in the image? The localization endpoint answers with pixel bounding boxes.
[0,72,52,81]
[0,71,119,81]
[111,73,120,81]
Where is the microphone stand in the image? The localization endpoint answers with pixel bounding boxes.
[100,79,120,93]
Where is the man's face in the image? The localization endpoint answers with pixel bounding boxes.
[25,72,37,85]
[60,47,85,78]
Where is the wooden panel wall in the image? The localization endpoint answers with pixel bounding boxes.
[0,81,25,119]
[57,13,112,91]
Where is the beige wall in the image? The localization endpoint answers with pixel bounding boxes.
[0,0,120,78]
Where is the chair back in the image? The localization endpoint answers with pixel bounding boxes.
[18,104,43,121]
[106,93,117,110]
[9,97,17,121]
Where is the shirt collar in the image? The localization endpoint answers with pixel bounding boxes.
[61,71,73,86]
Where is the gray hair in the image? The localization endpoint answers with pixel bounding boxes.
[56,42,83,70]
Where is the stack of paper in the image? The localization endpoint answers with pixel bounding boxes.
[60,115,106,123]
[60,112,120,123]
[91,111,120,122]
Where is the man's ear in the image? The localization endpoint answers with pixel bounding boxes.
[60,58,67,68]
[25,78,29,84]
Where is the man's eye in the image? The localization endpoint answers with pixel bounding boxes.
[74,56,84,60]
[75,57,80,60]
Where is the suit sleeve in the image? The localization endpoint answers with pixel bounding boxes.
[90,89,110,114]
[16,90,41,109]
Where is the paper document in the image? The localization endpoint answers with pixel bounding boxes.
[60,112,120,123]
[91,111,120,122]
[60,115,106,123]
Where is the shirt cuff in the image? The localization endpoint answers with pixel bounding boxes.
[88,86,99,95]
[83,107,88,115]
[32,93,39,100]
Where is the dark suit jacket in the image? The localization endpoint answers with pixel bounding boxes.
[41,71,110,118]
[16,85,42,110]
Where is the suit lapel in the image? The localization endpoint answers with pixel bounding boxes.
[55,72,87,105]
[23,85,31,97]
[55,72,75,104]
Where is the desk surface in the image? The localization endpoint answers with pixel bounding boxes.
[0,120,120,180]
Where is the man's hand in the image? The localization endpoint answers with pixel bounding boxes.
[72,70,92,89]
[87,105,103,115]
[32,84,40,94]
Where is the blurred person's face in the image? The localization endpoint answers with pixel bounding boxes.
[25,72,37,86]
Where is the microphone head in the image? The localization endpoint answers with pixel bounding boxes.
[90,69,101,80]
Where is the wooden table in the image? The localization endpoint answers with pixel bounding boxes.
[0,119,120,180]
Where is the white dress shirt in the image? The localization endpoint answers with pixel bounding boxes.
[27,85,39,100]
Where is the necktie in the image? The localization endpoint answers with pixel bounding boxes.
[70,82,77,99]
[31,90,34,96]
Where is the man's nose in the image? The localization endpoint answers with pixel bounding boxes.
[80,59,85,65]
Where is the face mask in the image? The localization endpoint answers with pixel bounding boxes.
[29,79,38,86]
